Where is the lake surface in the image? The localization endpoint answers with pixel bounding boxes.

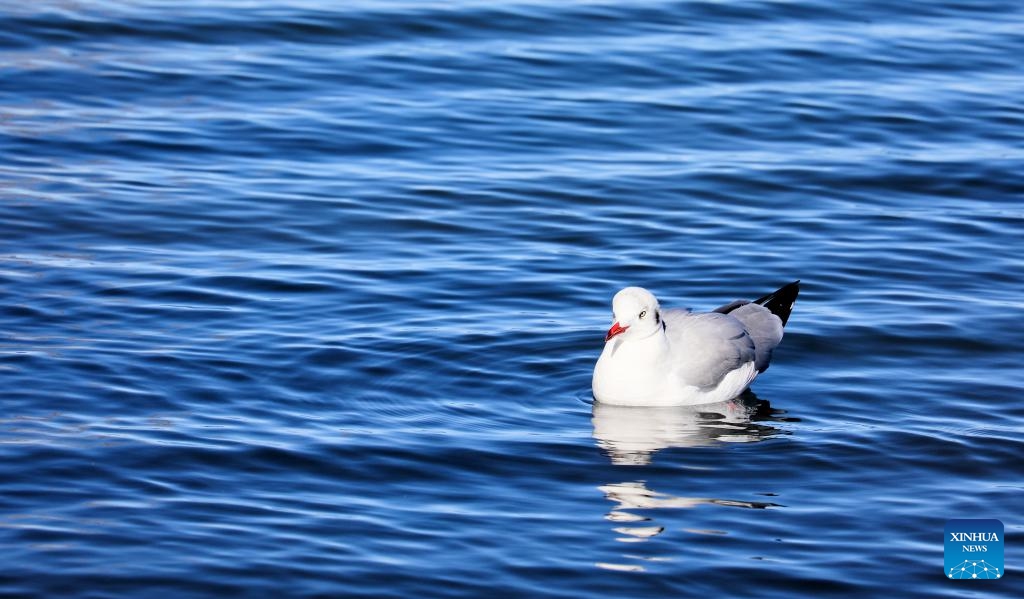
[2,1,1023,597]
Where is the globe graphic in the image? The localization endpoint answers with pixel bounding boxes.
[948,559,1001,579]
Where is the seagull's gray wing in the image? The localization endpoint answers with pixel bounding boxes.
[713,283,794,373]
[726,303,785,372]
[663,310,756,389]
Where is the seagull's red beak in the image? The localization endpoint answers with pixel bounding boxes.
[605,322,629,342]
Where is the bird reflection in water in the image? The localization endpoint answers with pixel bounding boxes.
[592,391,794,572]
[592,390,793,466]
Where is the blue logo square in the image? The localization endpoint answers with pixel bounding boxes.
[945,519,1004,580]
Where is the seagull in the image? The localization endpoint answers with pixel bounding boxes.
[592,281,799,406]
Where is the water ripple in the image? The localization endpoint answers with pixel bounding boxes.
[3,0,1024,596]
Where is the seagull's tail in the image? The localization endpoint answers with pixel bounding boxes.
[753,281,800,327]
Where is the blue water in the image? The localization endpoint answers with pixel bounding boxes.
[2,1,1023,596]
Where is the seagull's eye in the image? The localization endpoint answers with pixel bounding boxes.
[639,310,647,319]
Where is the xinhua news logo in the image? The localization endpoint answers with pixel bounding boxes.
[945,519,1003,580]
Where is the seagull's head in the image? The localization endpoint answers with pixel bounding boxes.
[606,287,662,342]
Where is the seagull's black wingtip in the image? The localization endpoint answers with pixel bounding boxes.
[753,281,800,327]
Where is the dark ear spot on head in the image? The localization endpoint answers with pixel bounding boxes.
[655,311,660,324]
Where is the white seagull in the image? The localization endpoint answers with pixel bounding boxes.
[593,281,799,406]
